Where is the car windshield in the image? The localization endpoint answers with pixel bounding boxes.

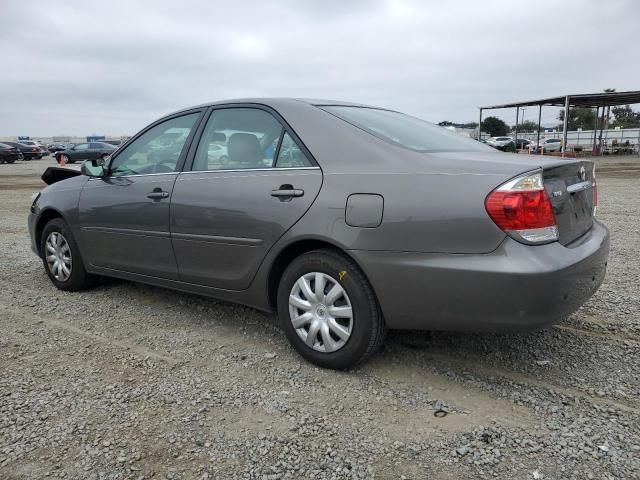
[320,106,492,153]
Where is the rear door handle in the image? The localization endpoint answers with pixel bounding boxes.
[147,190,169,200]
[271,185,304,199]
[271,189,304,197]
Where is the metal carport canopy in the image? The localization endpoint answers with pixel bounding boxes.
[479,90,640,157]
[481,90,640,109]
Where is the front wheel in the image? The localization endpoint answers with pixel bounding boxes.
[277,249,386,369]
[40,218,96,291]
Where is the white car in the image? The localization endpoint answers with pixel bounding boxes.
[207,143,229,165]
[534,138,562,153]
[485,136,515,151]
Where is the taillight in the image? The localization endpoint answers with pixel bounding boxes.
[32,148,38,152]
[485,171,558,244]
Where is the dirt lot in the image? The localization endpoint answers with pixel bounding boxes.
[1,157,639,480]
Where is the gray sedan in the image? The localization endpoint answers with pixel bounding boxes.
[28,99,609,369]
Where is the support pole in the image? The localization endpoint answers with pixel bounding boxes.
[593,107,599,154]
[536,104,542,153]
[562,96,570,157]
[514,106,519,151]
[598,107,605,152]
[478,108,483,142]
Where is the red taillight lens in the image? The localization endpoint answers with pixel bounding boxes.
[485,171,558,244]
[32,148,38,152]
[486,190,556,230]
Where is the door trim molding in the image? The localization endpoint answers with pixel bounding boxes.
[80,226,170,238]
[171,232,263,246]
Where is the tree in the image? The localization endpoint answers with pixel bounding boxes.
[557,107,596,130]
[481,116,508,137]
[512,120,539,132]
[609,105,640,128]
[438,121,479,129]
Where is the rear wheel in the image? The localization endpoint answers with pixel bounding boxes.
[6,159,15,164]
[40,218,96,291]
[277,249,386,369]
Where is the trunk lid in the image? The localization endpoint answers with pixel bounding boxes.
[543,160,595,245]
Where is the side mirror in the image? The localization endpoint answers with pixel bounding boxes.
[81,160,106,177]
[92,156,107,167]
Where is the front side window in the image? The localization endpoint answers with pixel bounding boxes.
[74,143,89,151]
[321,106,494,153]
[110,113,199,177]
[192,108,284,171]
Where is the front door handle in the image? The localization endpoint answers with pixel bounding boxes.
[147,190,169,200]
[271,184,304,200]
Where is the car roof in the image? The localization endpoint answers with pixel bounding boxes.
[165,97,386,117]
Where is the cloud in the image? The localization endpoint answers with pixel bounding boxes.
[0,0,638,135]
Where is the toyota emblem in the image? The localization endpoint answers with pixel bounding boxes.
[579,166,586,181]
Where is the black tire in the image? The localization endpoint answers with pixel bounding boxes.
[6,159,15,164]
[40,218,96,291]
[277,249,386,369]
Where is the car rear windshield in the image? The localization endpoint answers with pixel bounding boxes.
[320,106,492,153]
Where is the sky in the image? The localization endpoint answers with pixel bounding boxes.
[1,0,639,136]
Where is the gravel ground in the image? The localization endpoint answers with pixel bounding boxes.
[1,157,639,479]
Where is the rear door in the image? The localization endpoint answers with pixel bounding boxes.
[170,106,322,290]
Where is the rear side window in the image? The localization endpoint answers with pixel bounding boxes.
[192,108,286,171]
[275,133,312,168]
[321,106,492,153]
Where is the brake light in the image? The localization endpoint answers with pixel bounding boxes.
[485,171,558,244]
[32,147,38,152]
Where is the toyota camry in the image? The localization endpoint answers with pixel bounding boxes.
[28,99,609,369]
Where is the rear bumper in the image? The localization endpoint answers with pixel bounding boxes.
[350,220,609,332]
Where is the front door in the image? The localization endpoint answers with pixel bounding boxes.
[170,107,322,290]
[78,112,202,279]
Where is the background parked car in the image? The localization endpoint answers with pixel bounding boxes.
[533,138,563,153]
[19,140,48,157]
[47,143,68,154]
[54,142,117,164]
[0,143,23,163]
[3,141,42,160]
[485,136,516,152]
[515,138,532,149]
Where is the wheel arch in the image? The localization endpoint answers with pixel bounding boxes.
[266,237,380,315]
[35,208,65,256]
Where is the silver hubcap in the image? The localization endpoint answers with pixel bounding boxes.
[288,272,353,353]
[45,232,72,281]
